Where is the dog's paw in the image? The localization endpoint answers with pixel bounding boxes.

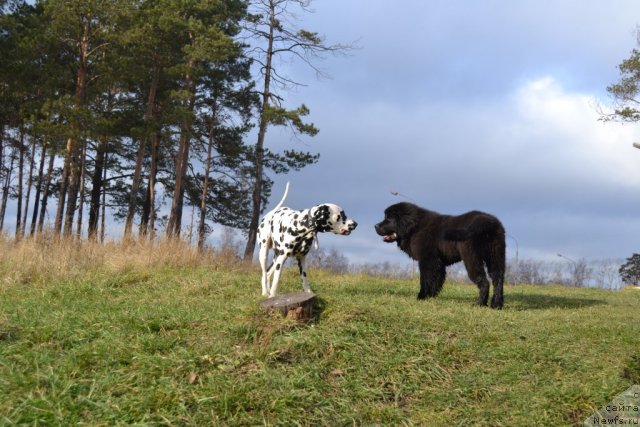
[490,297,504,310]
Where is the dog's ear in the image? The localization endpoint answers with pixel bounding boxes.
[312,205,332,232]
[396,216,417,238]
[393,204,418,238]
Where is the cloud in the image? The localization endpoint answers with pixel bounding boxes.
[267,74,640,265]
[291,0,640,107]
[180,1,640,265]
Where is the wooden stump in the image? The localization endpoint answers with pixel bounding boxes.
[260,291,316,321]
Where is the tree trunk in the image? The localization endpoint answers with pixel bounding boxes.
[198,102,217,251]
[15,130,25,239]
[139,183,151,238]
[30,137,48,236]
[244,0,276,261]
[75,140,88,238]
[126,61,160,239]
[139,132,160,239]
[0,146,16,231]
[0,124,4,188]
[54,137,71,235]
[167,61,195,238]
[260,291,317,322]
[100,149,108,243]
[167,130,191,237]
[147,131,160,240]
[88,138,106,240]
[124,138,146,238]
[63,19,90,237]
[188,204,195,244]
[139,136,159,239]
[63,136,81,237]
[37,142,56,235]
[244,118,268,260]
[20,131,38,239]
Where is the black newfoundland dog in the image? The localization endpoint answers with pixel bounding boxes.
[375,202,506,309]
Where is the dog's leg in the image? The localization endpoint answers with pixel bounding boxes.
[265,259,277,290]
[258,242,271,296]
[490,276,504,309]
[459,247,491,306]
[487,240,506,309]
[474,274,490,307]
[488,263,505,309]
[417,258,445,300]
[296,256,311,292]
[268,254,288,297]
[464,260,490,306]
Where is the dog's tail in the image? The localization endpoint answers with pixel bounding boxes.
[272,181,290,211]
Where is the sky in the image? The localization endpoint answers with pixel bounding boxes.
[248,0,640,267]
[4,1,640,270]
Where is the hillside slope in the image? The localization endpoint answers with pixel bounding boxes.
[1,266,638,425]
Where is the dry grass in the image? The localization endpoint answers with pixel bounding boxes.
[0,232,249,285]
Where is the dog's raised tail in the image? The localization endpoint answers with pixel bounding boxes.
[273,181,290,211]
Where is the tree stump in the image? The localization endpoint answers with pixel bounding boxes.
[260,291,316,321]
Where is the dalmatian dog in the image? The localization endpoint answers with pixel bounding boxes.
[258,182,358,297]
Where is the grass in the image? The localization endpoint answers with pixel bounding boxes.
[0,238,639,425]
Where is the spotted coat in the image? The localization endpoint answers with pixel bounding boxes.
[258,202,357,297]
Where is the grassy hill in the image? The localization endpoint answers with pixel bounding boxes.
[1,240,639,425]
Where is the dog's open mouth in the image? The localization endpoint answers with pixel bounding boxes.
[341,230,351,235]
[382,233,397,242]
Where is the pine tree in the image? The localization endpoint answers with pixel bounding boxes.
[242,0,351,260]
[619,253,640,286]
[602,30,640,123]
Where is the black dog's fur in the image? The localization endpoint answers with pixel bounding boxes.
[375,202,506,309]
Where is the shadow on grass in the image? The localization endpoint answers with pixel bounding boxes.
[439,291,605,310]
[504,292,606,310]
[311,296,328,323]
[333,282,606,311]
[339,285,416,298]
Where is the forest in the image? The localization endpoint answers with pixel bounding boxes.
[0,0,331,256]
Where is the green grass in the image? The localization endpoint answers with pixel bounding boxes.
[1,265,638,426]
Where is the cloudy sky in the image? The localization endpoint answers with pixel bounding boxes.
[257,0,640,266]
